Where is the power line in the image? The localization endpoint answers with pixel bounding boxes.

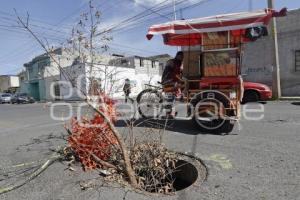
[112,0,215,35]
[0,10,72,31]
[0,15,72,36]
[0,1,95,71]
[104,0,190,35]
[0,25,67,43]
[1,0,213,75]
[95,0,173,36]
[109,42,162,54]
[126,0,172,20]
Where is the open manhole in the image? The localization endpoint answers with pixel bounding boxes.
[140,155,207,194]
[172,160,199,191]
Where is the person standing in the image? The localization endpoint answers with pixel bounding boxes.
[123,78,132,103]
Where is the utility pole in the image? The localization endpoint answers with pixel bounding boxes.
[268,0,281,99]
[173,0,177,20]
[249,0,253,11]
[173,0,180,51]
[180,8,183,20]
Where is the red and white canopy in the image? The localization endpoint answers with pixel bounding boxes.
[146,8,287,46]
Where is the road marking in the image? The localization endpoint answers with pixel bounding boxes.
[203,154,233,170]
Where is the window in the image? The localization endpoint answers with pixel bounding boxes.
[54,83,60,99]
[28,67,33,73]
[1,94,11,97]
[151,61,156,68]
[140,58,144,67]
[121,59,128,65]
[28,67,33,79]
[295,50,300,72]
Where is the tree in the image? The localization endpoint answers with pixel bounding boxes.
[15,0,138,188]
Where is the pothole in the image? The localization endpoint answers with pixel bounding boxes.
[172,160,199,191]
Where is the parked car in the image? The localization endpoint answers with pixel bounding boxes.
[10,93,35,104]
[0,93,13,104]
[242,82,272,103]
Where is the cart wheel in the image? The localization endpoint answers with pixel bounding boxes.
[191,91,235,134]
[137,89,163,119]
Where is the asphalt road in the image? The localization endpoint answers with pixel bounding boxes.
[0,101,299,200]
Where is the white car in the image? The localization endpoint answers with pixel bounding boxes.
[0,93,12,104]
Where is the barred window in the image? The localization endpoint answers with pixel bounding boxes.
[295,50,300,72]
[140,59,144,67]
[151,61,156,68]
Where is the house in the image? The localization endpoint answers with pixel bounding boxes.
[242,8,300,96]
[17,70,28,93]
[58,55,163,100]
[59,63,138,100]
[109,55,161,78]
[146,54,172,75]
[20,48,75,101]
[20,49,163,101]
[0,75,20,93]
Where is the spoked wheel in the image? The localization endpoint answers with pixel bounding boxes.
[137,89,163,118]
[194,98,225,127]
[192,91,235,134]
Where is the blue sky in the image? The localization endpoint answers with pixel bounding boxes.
[0,0,299,75]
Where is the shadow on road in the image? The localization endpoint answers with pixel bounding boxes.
[241,101,268,105]
[291,102,300,106]
[115,118,226,136]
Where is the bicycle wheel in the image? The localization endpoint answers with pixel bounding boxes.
[137,89,163,118]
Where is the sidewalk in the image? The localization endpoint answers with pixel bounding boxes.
[280,96,300,101]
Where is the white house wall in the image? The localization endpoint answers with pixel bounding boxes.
[59,64,87,101]
[0,76,9,92]
[44,55,75,78]
[38,58,162,101]
[85,64,135,98]
[9,76,20,87]
[0,76,20,92]
[85,64,161,99]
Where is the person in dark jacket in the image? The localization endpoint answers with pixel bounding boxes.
[161,51,184,84]
[161,51,184,117]
[123,78,132,103]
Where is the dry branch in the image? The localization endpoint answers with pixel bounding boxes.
[91,153,117,170]
[0,154,61,195]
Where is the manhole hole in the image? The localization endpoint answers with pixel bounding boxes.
[140,155,207,194]
[172,160,199,191]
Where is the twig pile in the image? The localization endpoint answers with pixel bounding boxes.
[131,143,178,193]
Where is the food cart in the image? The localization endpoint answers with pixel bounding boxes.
[138,8,286,133]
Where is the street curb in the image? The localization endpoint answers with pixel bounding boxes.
[279,97,300,101]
